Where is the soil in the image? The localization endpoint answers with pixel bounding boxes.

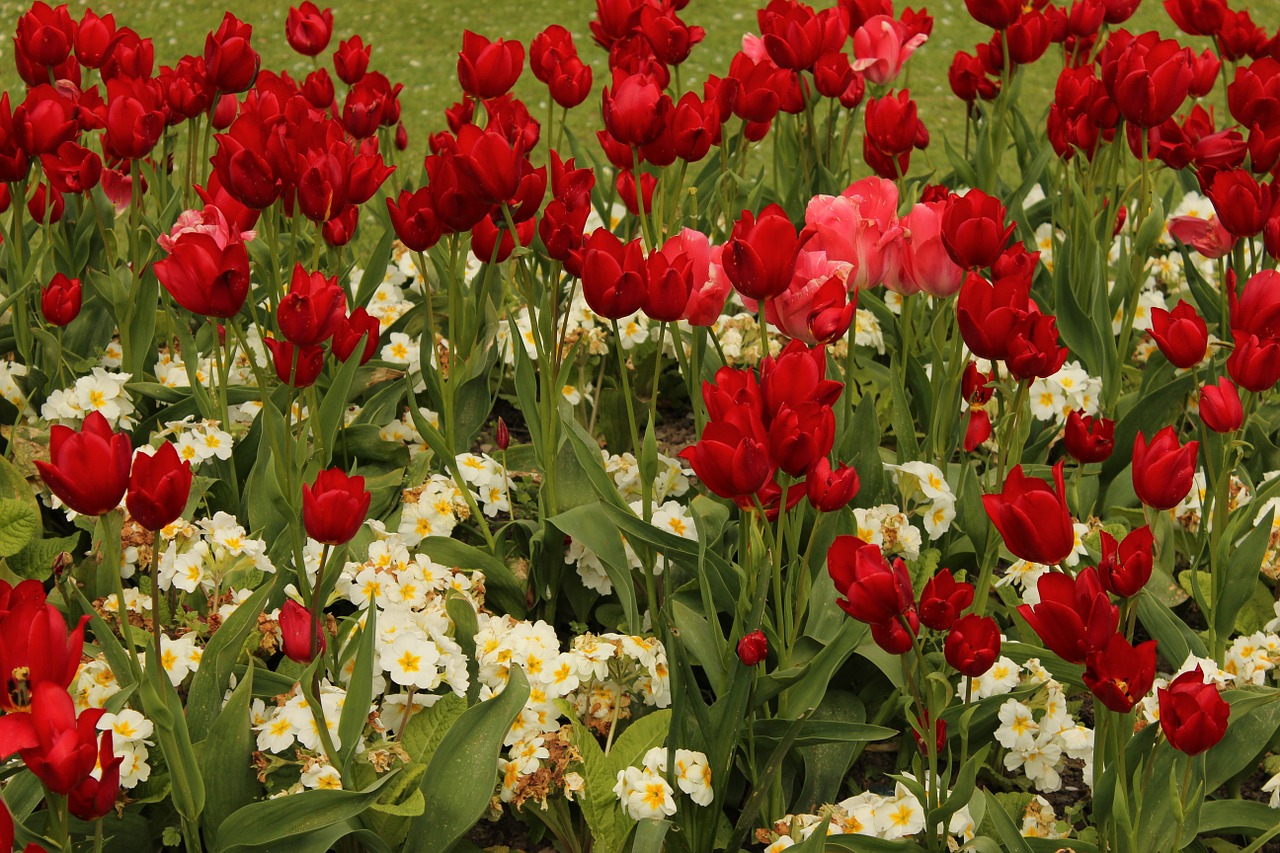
[465,811,548,853]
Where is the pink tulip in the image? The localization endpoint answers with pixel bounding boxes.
[660,229,729,327]
[852,15,928,86]
[1168,215,1236,260]
[743,248,853,342]
[901,201,965,297]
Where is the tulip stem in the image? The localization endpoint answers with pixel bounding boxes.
[42,789,71,853]
[609,320,643,456]
[151,531,166,674]
[310,544,331,663]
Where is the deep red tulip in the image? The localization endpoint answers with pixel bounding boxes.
[828,536,915,625]
[1083,633,1157,712]
[280,599,326,663]
[965,0,1021,29]
[457,30,524,100]
[35,411,131,517]
[1199,377,1244,433]
[769,403,835,477]
[0,580,89,713]
[580,229,647,319]
[1019,567,1118,664]
[386,188,444,253]
[1227,332,1280,392]
[263,336,324,389]
[41,141,102,195]
[1132,427,1198,511]
[68,727,122,821]
[957,271,1032,360]
[204,12,260,94]
[1229,270,1280,341]
[723,204,808,301]
[757,0,847,71]
[278,265,346,347]
[737,630,768,666]
[15,2,75,67]
[919,568,975,631]
[40,272,80,327]
[302,468,371,545]
[1158,667,1229,755]
[1149,299,1209,368]
[871,609,919,654]
[1006,313,1069,381]
[805,458,860,511]
[944,614,1001,677]
[1205,169,1274,239]
[286,2,334,57]
[941,189,1015,270]
[333,36,371,85]
[601,69,670,147]
[154,207,252,319]
[1097,526,1154,597]
[1064,410,1115,463]
[0,683,109,796]
[1164,0,1227,37]
[331,308,380,366]
[126,442,193,531]
[1101,32,1194,128]
[495,417,510,451]
[679,420,773,500]
[984,462,1075,566]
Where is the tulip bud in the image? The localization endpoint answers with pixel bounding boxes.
[944,613,1001,677]
[1063,410,1115,463]
[40,273,81,327]
[126,443,193,531]
[1157,667,1229,755]
[302,468,372,545]
[1132,427,1198,511]
[280,599,326,663]
[496,417,511,451]
[1199,377,1244,433]
[736,629,767,666]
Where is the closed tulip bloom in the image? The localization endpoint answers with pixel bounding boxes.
[1158,667,1229,755]
[1132,427,1198,510]
[303,468,371,545]
[331,308,380,365]
[68,729,122,821]
[870,609,919,654]
[263,337,324,389]
[1205,169,1273,239]
[901,201,965,297]
[1064,410,1115,463]
[1084,633,1157,713]
[601,69,670,147]
[285,2,334,56]
[1019,567,1119,664]
[1227,332,1280,392]
[956,271,1032,360]
[333,36,371,85]
[828,536,915,625]
[279,599,326,663]
[40,272,80,327]
[278,265,347,346]
[457,31,524,100]
[941,189,1014,270]
[983,462,1075,566]
[965,0,1022,29]
[35,411,131,517]
[386,188,444,253]
[736,630,768,666]
[1096,526,1154,597]
[723,204,808,301]
[1199,377,1244,433]
[580,229,647,319]
[126,443,193,531]
[1149,300,1208,368]
[919,568,975,631]
[757,0,846,71]
[679,420,772,500]
[944,614,1001,677]
[1101,32,1194,128]
[806,458,860,511]
[852,15,927,86]
[154,207,252,319]
[1164,0,1227,36]
[1005,313,1069,381]
[204,12,260,94]
[15,2,75,67]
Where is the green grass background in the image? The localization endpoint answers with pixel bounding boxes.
[1,0,1277,171]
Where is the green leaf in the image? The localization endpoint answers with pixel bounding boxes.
[354,225,396,308]
[1206,689,1280,791]
[185,580,274,734]
[568,709,670,853]
[337,604,377,773]
[403,665,532,853]
[400,693,467,764]
[0,498,38,557]
[213,772,399,853]
[978,790,1034,853]
[417,537,525,618]
[750,719,896,748]
[1198,799,1280,835]
[1136,587,1206,667]
[316,344,366,467]
[632,819,672,853]
[4,533,79,580]
[140,662,205,824]
[198,660,260,846]
[551,503,640,632]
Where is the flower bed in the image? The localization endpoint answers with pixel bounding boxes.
[1,0,1280,851]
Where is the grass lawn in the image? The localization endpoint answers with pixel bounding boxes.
[0,0,1276,175]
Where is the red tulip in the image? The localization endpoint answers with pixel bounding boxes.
[154,208,252,319]
[601,69,670,147]
[580,228,647,319]
[286,2,334,57]
[723,204,808,301]
[1097,526,1154,597]
[204,12,260,94]
[40,272,80,327]
[1005,313,1069,381]
[1101,31,1194,128]
[333,36,371,85]
[870,608,919,654]
[737,630,768,666]
[303,468,371,545]
[1227,332,1280,392]
[126,443,193,531]
[1083,633,1157,712]
[386,187,444,253]
[1149,299,1209,368]
[956,271,1032,360]
[1019,567,1119,664]
[919,568,975,631]
[280,599,326,663]
[1158,667,1229,755]
[944,614,1001,677]
[331,308,380,366]
[965,0,1021,29]
[757,0,847,71]
[1199,377,1244,433]
[679,420,772,500]
[806,458,860,512]
[769,403,835,477]
[1132,427,1198,511]
[984,462,1076,566]
[1064,410,1115,463]
[35,411,131,517]
[1205,169,1274,239]
[0,580,90,712]
[0,682,108,796]
[457,30,524,100]
[263,337,324,389]
[828,536,915,625]
[278,265,347,347]
[1164,0,1227,37]
[68,725,122,821]
[941,189,1015,270]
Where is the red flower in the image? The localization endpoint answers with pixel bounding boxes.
[1096,526,1154,597]
[944,614,1001,677]
[0,580,90,712]
[0,682,108,796]
[919,568,975,631]
[263,337,324,389]
[580,229,647,319]
[643,245,693,321]
[69,727,122,821]
[40,272,80,327]
[965,0,1021,29]
[1064,410,1115,463]
[1132,427,1198,511]
[769,403,835,477]
[1205,169,1274,238]
[723,204,808,301]
[204,12,260,94]
[601,69,670,147]
[15,2,75,67]
[870,609,919,654]
[1164,0,1227,37]
[126,442,192,531]
[1100,31,1194,128]
[35,411,131,517]
[41,141,102,194]
[757,0,847,71]
[941,189,1015,270]
[303,468,371,545]
[1227,332,1280,392]
[1018,567,1119,664]
[153,208,252,319]
[331,308,381,366]
[333,36,371,85]
[386,187,444,252]
[1149,299,1208,368]
[806,458,860,512]
[102,77,166,161]
[278,265,347,347]
[983,462,1075,566]
[736,630,768,666]
[1005,313,1069,381]
[279,599,326,663]
[679,419,772,500]
[1083,633,1157,713]
[457,31,524,100]
[827,536,915,625]
[1199,377,1244,433]
[957,271,1032,360]
[1158,667,1229,755]
[1229,270,1280,342]
[285,2,334,57]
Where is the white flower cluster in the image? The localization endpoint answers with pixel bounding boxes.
[1027,361,1102,424]
[41,368,137,428]
[98,709,154,789]
[1174,470,1252,533]
[762,780,942,850]
[852,504,923,561]
[152,419,234,467]
[456,452,514,517]
[253,681,351,756]
[495,295,611,366]
[995,676,1094,793]
[612,746,712,820]
[379,406,440,456]
[153,331,260,389]
[995,525,1094,603]
[397,475,471,545]
[885,462,956,541]
[156,514,276,593]
[0,358,33,419]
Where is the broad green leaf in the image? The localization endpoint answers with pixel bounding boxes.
[198,660,260,846]
[140,662,205,824]
[0,498,38,557]
[213,772,398,853]
[403,666,531,853]
[316,342,366,467]
[750,718,895,748]
[337,604,377,772]
[1206,689,1280,791]
[551,503,639,632]
[185,580,274,734]
[5,533,79,580]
